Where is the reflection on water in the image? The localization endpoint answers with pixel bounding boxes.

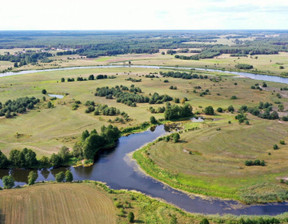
[48,94,64,99]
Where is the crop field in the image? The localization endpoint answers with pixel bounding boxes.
[0,183,116,224]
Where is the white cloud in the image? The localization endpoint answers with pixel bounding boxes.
[0,0,287,30]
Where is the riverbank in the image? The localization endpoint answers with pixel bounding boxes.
[133,117,288,205]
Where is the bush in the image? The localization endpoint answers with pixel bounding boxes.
[231,95,237,100]
[280,140,285,145]
[2,175,15,189]
[150,116,157,124]
[216,107,223,113]
[28,171,38,185]
[127,212,135,223]
[273,144,279,150]
[204,106,214,115]
[65,170,73,182]
[235,64,253,69]
[200,218,209,224]
[55,171,65,182]
[42,89,47,94]
[228,105,235,112]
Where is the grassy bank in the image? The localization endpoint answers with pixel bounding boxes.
[133,116,288,204]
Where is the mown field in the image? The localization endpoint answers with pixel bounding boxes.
[0,183,117,224]
[1,182,287,224]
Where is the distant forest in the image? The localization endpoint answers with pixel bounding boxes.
[0,30,288,61]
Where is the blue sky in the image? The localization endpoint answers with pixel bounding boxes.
[0,0,287,30]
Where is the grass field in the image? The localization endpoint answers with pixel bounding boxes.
[0,66,287,157]
[134,114,288,203]
[2,48,287,77]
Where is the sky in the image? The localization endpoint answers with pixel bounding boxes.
[0,0,288,30]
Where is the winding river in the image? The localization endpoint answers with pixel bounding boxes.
[0,66,288,216]
[1,64,288,84]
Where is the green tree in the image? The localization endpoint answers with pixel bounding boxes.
[55,171,65,182]
[150,116,157,124]
[47,101,53,108]
[0,150,9,168]
[28,171,38,185]
[58,146,70,162]
[61,77,65,82]
[204,106,214,115]
[9,149,22,167]
[81,130,90,141]
[50,153,62,167]
[128,212,135,223]
[200,218,209,224]
[172,133,180,143]
[228,105,235,112]
[83,134,105,159]
[217,107,223,113]
[65,170,73,182]
[42,89,47,94]
[2,175,15,189]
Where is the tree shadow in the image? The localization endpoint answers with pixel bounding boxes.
[134,220,144,223]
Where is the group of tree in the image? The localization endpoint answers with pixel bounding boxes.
[239,102,279,120]
[149,106,166,114]
[0,52,52,67]
[84,102,130,121]
[72,125,121,160]
[125,77,142,82]
[245,160,266,166]
[0,145,73,169]
[95,86,173,107]
[164,103,193,120]
[55,170,73,182]
[62,74,114,82]
[158,133,180,143]
[0,97,39,118]
[235,64,254,69]
[160,71,208,80]
[235,113,248,124]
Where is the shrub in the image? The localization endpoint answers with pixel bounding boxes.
[204,106,214,115]
[55,171,65,182]
[216,107,223,113]
[128,212,135,223]
[42,89,47,94]
[28,171,38,185]
[280,140,285,145]
[273,144,279,150]
[2,175,15,189]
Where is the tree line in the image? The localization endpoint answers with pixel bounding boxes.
[160,71,208,80]
[95,85,173,107]
[0,97,39,118]
[61,74,115,82]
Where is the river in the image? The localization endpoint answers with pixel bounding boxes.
[0,65,288,84]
